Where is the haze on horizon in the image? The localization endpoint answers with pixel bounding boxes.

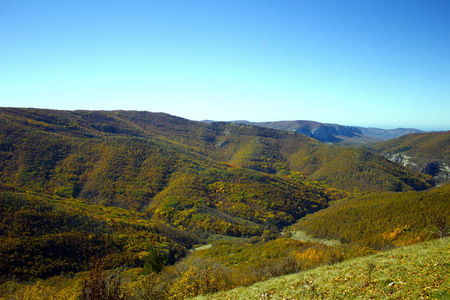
[1,0,449,131]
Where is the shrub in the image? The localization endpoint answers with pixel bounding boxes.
[81,260,127,300]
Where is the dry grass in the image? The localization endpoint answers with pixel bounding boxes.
[2,238,448,299]
[191,237,449,299]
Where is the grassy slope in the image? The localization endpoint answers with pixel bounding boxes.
[192,237,450,300]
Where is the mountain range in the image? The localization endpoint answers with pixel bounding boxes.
[0,107,448,298]
[216,120,424,144]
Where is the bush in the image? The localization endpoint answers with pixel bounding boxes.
[81,260,128,300]
[139,248,167,275]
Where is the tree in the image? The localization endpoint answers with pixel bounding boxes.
[82,259,127,300]
[430,213,449,239]
[140,248,167,275]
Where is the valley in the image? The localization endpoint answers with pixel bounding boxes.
[0,108,448,299]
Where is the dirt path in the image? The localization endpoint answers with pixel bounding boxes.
[286,230,341,246]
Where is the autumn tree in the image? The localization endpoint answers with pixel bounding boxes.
[430,213,449,239]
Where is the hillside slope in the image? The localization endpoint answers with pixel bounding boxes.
[291,183,450,249]
[192,237,450,300]
[0,191,200,281]
[0,108,340,281]
[201,123,433,193]
[1,108,433,197]
[0,108,444,290]
[0,108,334,238]
[365,130,450,183]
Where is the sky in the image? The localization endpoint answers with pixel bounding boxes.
[1,0,449,130]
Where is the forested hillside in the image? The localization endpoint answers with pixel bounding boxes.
[0,108,447,298]
[0,108,433,195]
[0,108,335,280]
[292,183,450,249]
[0,191,201,281]
[0,109,336,237]
[365,130,450,162]
[365,130,450,184]
[0,108,436,239]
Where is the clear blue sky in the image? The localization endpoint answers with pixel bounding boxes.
[1,0,449,130]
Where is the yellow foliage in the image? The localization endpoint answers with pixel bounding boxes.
[168,265,229,300]
[295,248,324,269]
[383,225,427,247]
[138,251,149,260]
[0,280,82,300]
[382,225,409,243]
[293,246,344,270]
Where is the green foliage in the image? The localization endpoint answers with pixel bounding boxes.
[126,237,345,299]
[185,237,346,289]
[191,237,450,300]
[0,107,434,204]
[285,145,433,193]
[292,183,450,249]
[0,192,200,281]
[366,130,450,164]
[148,167,332,236]
[140,248,167,275]
[1,238,447,299]
[0,107,442,287]
[0,107,335,239]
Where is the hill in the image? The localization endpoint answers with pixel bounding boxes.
[365,130,450,184]
[291,183,450,249]
[359,127,426,141]
[0,108,434,196]
[0,107,437,281]
[0,108,340,281]
[192,237,450,300]
[0,191,201,281]
[0,108,337,236]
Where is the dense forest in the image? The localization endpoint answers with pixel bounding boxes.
[291,183,450,249]
[0,108,433,195]
[0,108,448,299]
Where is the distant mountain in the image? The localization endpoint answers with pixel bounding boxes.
[359,127,425,141]
[252,120,424,144]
